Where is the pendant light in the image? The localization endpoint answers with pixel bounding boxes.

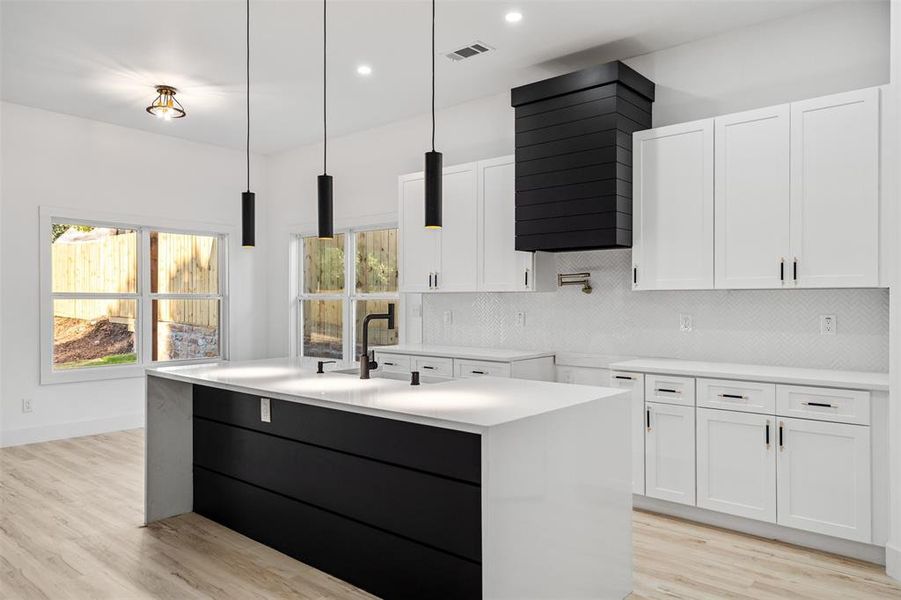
[317,0,334,239]
[241,0,256,247]
[424,0,442,229]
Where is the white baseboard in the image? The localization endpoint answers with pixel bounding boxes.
[634,495,886,566]
[887,541,901,581]
[0,413,143,447]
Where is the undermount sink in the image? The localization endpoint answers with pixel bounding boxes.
[331,368,446,384]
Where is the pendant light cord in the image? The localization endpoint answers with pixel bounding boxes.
[431,0,435,152]
[245,0,250,191]
[323,0,328,174]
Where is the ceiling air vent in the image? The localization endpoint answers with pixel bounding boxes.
[446,41,494,62]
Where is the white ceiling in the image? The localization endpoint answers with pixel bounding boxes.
[2,0,844,155]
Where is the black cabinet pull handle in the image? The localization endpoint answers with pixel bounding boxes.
[765,420,770,447]
[793,258,798,281]
[718,393,747,400]
[780,258,785,282]
[428,273,433,288]
[633,267,638,285]
[656,388,679,394]
[422,365,435,370]
[383,361,396,366]
[646,408,651,431]
[471,370,486,375]
[524,270,529,287]
[778,421,784,450]
[614,375,634,381]
[435,272,439,288]
[802,401,835,408]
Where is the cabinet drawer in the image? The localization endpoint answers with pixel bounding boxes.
[455,360,511,379]
[776,385,870,425]
[193,385,481,483]
[374,352,411,373]
[412,356,454,378]
[645,374,695,407]
[697,378,776,414]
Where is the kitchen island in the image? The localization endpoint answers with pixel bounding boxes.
[145,358,631,599]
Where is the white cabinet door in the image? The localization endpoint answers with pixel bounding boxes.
[633,119,714,290]
[696,408,776,522]
[436,163,479,292]
[715,106,791,289]
[789,88,880,288]
[610,372,646,495]
[776,417,871,543]
[478,155,533,291]
[645,402,695,505]
[399,174,439,292]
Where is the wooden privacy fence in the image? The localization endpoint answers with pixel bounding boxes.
[52,231,219,329]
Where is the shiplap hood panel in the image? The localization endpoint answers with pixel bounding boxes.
[511,62,655,252]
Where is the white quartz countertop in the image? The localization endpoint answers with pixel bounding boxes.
[608,358,889,391]
[147,358,625,430]
[372,344,555,362]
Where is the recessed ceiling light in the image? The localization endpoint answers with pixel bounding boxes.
[356,64,372,76]
[505,11,523,23]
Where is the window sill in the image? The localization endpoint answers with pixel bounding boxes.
[41,358,224,385]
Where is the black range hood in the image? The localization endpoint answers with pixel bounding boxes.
[511,61,655,252]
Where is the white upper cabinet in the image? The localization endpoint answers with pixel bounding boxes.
[789,88,880,288]
[715,105,791,289]
[633,119,714,290]
[478,156,534,291]
[437,163,479,292]
[399,173,440,293]
[636,87,882,291]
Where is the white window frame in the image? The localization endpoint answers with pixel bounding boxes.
[294,221,399,364]
[40,206,230,384]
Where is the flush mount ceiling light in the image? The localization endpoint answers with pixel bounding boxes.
[424,0,442,229]
[317,0,334,239]
[356,64,372,76]
[504,11,523,23]
[145,85,186,120]
[241,0,256,247]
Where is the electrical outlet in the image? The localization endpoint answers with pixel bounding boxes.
[260,398,271,423]
[21,398,32,413]
[679,314,693,332]
[443,310,453,326]
[514,312,526,327]
[820,315,836,335]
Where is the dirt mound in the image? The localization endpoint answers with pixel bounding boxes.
[54,317,134,364]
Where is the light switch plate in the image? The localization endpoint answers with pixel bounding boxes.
[260,397,271,423]
[443,310,453,326]
[515,312,526,327]
[679,314,693,332]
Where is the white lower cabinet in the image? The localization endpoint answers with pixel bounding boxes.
[776,417,871,543]
[645,402,695,506]
[696,408,776,522]
[610,372,646,495]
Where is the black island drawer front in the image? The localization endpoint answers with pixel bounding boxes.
[193,385,481,484]
[194,468,482,600]
[193,417,481,562]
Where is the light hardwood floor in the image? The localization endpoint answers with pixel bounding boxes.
[2,429,899,599]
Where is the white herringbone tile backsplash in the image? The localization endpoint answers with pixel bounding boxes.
[422,249,889,372]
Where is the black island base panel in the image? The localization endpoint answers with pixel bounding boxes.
[192,385,483,599]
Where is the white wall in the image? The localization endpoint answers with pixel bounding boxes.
[0,102,269,446]
[265,1,891,359]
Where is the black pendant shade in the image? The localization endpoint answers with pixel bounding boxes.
[318,175,334,239]
[242,191,255,247]
[241,0,256,248]
[424,0,441,229]
[424,151,442,228]
[317,0,334,239]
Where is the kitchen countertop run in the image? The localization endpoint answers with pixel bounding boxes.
[609,357,889,391]
[372,344,555,362]
[147,357,624,431]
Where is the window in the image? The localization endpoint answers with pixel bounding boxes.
[298,227,398,362]
[44,216,227,382]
